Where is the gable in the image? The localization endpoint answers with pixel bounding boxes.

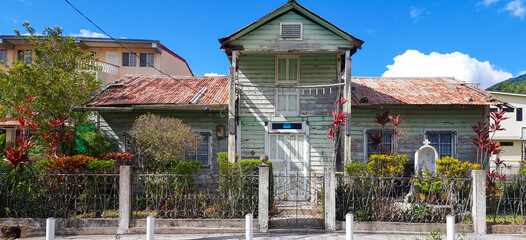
[230,11,354,51]
[219,1,363,55]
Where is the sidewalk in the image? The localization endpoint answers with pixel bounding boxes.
[21,233,526,240]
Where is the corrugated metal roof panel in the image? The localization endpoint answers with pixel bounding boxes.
[88,75,229,107]
[351,77,502,106]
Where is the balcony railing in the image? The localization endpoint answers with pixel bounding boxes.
[91,60,119,75]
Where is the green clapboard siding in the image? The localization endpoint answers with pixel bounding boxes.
[98,110,228,174]
[238,52,338,117]
[231,11,353,51]
[240,116,334,173]
[349,105,486,165]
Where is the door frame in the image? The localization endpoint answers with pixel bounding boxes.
[264,121,310,176]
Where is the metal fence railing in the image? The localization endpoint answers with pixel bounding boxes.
[0,172,119,219]
[131,174,259,219]
[336,176,472,223]
[487,175,526,225]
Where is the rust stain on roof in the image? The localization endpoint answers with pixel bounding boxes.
[351,77,502,106]
[88,75,229,107]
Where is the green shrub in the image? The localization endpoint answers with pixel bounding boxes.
[167,159,201,175]
[75,122,119,158]
[217,152,239,175]
[436,156,481,178]
[345,161,369,177]
[86,159,116,172]
[367,154,408,177]
[216,152,274,217]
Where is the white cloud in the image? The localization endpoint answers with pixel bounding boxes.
[382,50,513,88]
[410,7,424,18]
[518,70,526,76]
[480,0,500,6]
[503,0,525,18]
[204,73,226,77]
[70,29,107,38]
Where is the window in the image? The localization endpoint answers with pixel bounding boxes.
[500,142,514,146]
[490,107,514,113]
[425,130,456,159]
[280,22,303,40]
[0,49,6,63]
[187,132,211,166]
[517,108,523,121]
[140,53,154,67]
[90,51,99,57]
[122,52,136,67]
[17,50,32,64]
[365,130,393,159]
[275,56,300,116]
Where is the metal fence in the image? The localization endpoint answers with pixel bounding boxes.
[270,174,324,229]
[487,175,526,225]
[0,172,119,218]
[336,176,472,223]
[131,174,259,219]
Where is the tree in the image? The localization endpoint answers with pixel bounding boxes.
[129,113,202,171]
[0,22,101,155]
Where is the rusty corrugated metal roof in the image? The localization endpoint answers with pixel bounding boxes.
[87,75,229,107]
[351,77,502,106]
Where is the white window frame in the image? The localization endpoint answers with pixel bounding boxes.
[424,129,457,159]
[187,130,212,167]
[279,22,303,40]
[363,128,394,160]
[275,55,300,117]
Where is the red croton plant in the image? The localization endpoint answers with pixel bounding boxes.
[3,96,72,174]
[470,108,509,193]
[3,96,39,173]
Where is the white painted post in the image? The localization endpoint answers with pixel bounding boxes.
[146,216,155,240]
[246,213,253,240]
[46,217,55,240]
[346,213,354,240]
[447,215,455,240]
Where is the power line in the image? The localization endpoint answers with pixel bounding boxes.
[64,0,230,112]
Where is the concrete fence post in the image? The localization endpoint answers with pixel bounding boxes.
[471,170,486,235]
[258,164,269,233]
[118,166,132,234]
[324,167,336,232]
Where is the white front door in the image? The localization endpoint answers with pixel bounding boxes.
[269,134,309,200]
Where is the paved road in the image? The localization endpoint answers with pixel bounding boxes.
[21,233,526,240]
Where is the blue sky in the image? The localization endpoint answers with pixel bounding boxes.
[1,0,525,88]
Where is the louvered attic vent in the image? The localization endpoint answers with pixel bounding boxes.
[280,22,303,40]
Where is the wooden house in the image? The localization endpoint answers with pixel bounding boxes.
[219,0,363,178]
[350,77,502,172]
[86,75,229,174]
